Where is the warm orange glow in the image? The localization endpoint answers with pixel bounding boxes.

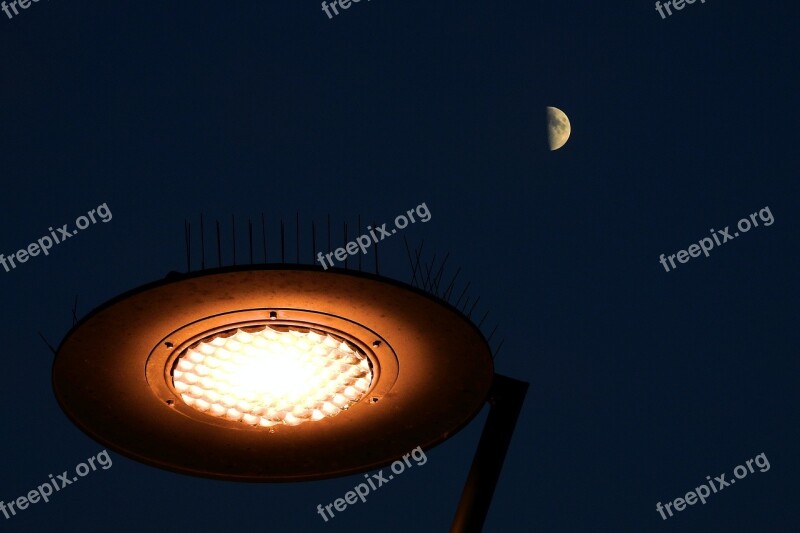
[172,326,372,427]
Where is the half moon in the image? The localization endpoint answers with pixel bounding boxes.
[546,106,571,151]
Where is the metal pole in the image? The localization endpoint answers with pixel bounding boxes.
[451,374,529,533]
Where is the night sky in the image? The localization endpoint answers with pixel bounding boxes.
[1,1,798,531]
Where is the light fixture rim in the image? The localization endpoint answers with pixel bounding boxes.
[148,313,394,431]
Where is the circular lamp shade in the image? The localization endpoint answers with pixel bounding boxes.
[53,265,494,482]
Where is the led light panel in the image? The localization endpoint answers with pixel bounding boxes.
[172,326,372,427]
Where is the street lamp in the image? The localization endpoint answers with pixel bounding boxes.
[53,259,527,530]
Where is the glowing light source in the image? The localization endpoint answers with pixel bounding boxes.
[172,326,373,427]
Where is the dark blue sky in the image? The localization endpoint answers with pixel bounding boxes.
[1,1,798,531]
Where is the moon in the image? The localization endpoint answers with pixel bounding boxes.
[546,106,571,151]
